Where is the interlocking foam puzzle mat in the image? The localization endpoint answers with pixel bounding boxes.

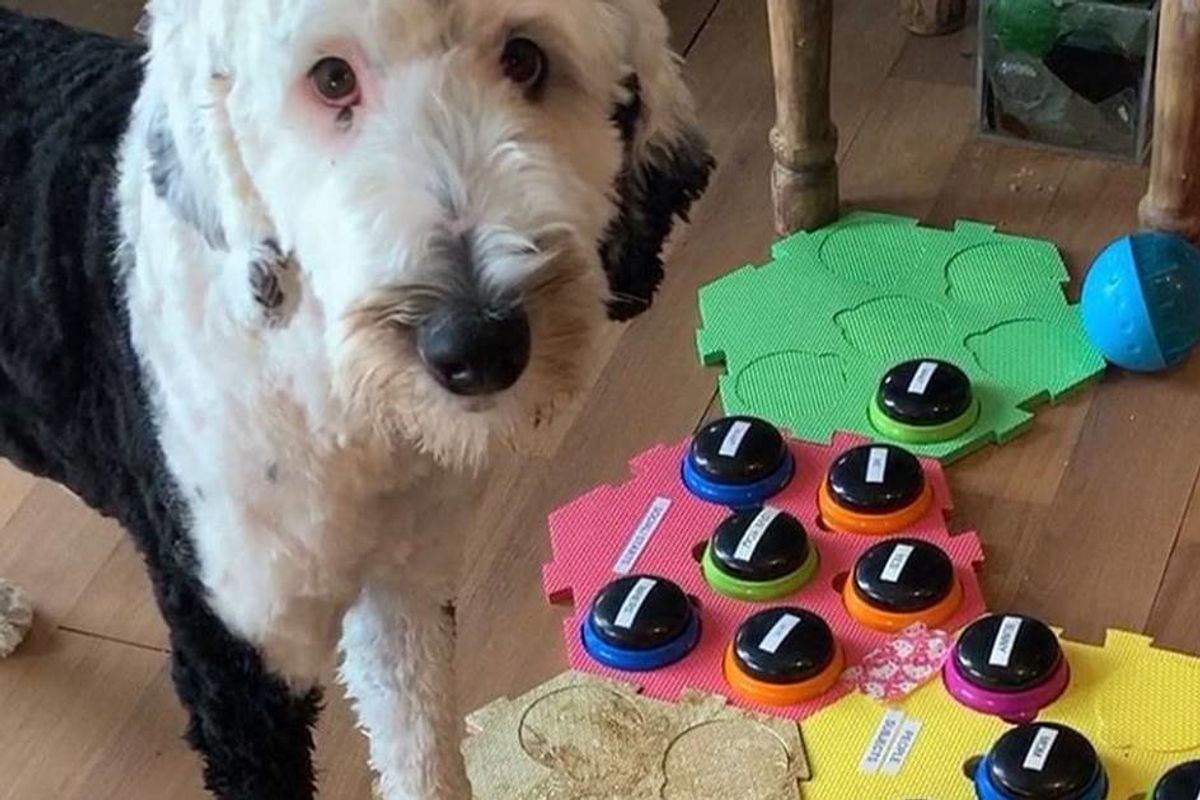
[462,631,1200,799]
[695,212,1106,463]
[456,422,1200,797]
[542,431,986,720]
[802,629,1200,798]
[462,671,809,800]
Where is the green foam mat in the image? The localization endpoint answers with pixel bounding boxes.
[696,212,1106,463]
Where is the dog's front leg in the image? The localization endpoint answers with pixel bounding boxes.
[339,581,471,800]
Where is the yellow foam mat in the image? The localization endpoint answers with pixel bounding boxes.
[463,671,809,800]
[802,629,1200,799]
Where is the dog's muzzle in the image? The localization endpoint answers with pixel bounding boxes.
[417,301,532,396]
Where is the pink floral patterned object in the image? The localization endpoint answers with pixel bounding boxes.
[842,623,955,703]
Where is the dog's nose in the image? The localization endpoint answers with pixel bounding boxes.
[417,303,532,396]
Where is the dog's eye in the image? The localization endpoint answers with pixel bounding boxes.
[501,38,547,93]
[310,57,360,106]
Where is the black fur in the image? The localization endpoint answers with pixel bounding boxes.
[601,75,715,321]
[0,10,320,799]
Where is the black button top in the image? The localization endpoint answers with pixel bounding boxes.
[710,507,810,582]
[988,723,1102,799]
[589,575,692,651]
[877,359,974,427]
[689,416,788,486]
[1156,761,1200,799]
[853,538,955,613]
[955,614,1062,693]
[733,607,836,685]
[826,444,926,513]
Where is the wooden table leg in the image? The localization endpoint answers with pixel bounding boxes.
[900,0,966,36]
[1139,0,1200,243]
[766,0,839,235]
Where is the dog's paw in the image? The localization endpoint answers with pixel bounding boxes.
[245,240,301,329]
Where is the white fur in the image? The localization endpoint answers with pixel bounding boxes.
[116,1,698,797]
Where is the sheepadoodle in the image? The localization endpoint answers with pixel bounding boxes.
[0,2,711,798]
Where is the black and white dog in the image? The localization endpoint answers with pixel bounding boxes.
[0,3,711,798]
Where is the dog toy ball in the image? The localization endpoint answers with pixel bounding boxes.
[819,443,934,535]
[723,607,844,706]
[972,723,1108,800]
[1151,761,1200,799]
[870,359,980,445]
[582,575,701,672]
[986,0,1063,58]
[946,613,1069,723]
[683,416,794,508]
[844,538,963,633]
[701,506,819,602]
[0,579,33,658]
[1080,232,1200,372]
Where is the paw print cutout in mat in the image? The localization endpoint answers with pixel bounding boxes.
[696,212,1106,463]
[801,630,1200,799]
[542,430,986,721]
[463,671,809,800]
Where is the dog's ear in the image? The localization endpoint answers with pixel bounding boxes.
[599,7,714,322]
[146,103,229,251]
[134,5,227,250]
[140,7,278,257]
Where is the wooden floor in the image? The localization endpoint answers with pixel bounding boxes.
[2,0,1195,797]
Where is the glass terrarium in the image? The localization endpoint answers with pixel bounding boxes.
[977,0,1159,162]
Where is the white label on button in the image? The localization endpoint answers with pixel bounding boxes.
[613,497,671,575]
[866,447,890,484]
[614,578,657,629]
[734,506,782,562]
[907,361,939,395]
[1022,727,1059,771]
[719,420,752,457]
[988,616,1024,667]
[881,718,923,777]
[758,613,802,654]
[880,543,916,583]
[859,709,906,775]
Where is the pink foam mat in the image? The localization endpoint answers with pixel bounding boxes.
[543,431,986,720]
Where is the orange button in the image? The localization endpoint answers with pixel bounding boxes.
[843,569,964,633]
[819,479,934,536]
[723,641,845,706]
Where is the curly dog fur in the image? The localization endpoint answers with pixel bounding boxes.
[0,5,710,797]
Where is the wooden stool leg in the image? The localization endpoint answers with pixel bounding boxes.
[900,0,966,36]
[1139,0,1200,243]
[767,0,839,235]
